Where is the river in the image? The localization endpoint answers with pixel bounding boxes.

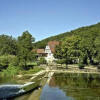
[40,73,100,100]
[0,73,100,100]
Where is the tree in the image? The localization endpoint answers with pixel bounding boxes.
[61,35,81,64]
[54,45,63,59]
[17,31,35,68]
[79,31,97,64]
[0,35,17,55]
[95,36,100,64]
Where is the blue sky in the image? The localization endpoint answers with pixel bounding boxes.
[0,0,100,41]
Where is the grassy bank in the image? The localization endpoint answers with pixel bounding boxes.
[21,67,44,75]
[0,65,44,78]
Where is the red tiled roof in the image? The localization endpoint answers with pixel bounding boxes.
[48,41,59,53]
[37,49,45,54]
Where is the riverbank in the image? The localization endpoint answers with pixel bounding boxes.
[46,64,99,74]
[1,64,100,100]
[15,70,48,100]
[46,69,100,74]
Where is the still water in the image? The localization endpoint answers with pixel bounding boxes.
[40,73,100,100]
[1,73,100,100]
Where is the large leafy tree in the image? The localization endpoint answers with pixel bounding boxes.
[54,44,63,59]
[61,35,81,64]
[17,31,35,68]
[95,35,100,64]
[0,35,17,55]
[79,35,96,64]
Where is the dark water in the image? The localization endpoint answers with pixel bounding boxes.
[40,73,100,100]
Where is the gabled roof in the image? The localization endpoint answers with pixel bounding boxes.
[32,41,59,54]
[37,49,45,54]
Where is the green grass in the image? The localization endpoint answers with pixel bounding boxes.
[22,67,44,75]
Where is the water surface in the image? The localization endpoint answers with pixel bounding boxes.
[40,73,100,100]
[1,73,100,100]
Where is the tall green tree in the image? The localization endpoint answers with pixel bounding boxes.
[17,31,35,68]
[61,35,81,64]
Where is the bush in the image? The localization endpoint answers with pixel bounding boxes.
[1,65,20,77]
[9,56,19,66]
[39,57,47,64]
[0,55,9,66]
[78,63,85,69]
[0,55,18,67]
[97,64,100,69]
[56,59,66,64]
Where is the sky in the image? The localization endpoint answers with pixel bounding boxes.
[0,0,100,41]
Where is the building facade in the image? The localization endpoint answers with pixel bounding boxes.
[35,41,59,63]
[45,41,59,63]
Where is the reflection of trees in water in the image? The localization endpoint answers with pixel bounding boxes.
[52,73,100,100]
[49,77,57,87]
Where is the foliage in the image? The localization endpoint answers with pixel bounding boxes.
[17,31,35,68]
[39,57,47,64]
[27,62,38,66]
[0,23,100,72]
[0,55,9,67]
[0,55,18,70]
[33,32,71,49]
[1,65,20,77]
[53,23,100,66]
[54,45,63,59]
[56,59,66,64]
[78,63,85,69]
[0,31,37,73]
[9,56,19,66]
[0,35,17,55]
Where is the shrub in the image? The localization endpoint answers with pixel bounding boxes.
[9,56,19,66]
[39,57,47,64]
[97,64,100,69]
[78,63,85,69]
[56,59,66,64]
[1,65,20,77]
[0,55,18,67]
[0,55,9,66]
[32,62,38,66]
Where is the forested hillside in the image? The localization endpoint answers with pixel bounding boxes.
[33,32,72,48]
[54,22,100,66]
[34,22,100,49]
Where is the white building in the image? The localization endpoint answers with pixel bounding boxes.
[45,45,55,63]
[34,41,59,63]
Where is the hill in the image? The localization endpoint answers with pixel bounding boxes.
[33,22,100,49]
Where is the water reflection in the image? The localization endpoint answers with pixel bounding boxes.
[40,73,100,100]
[40,84,74,100]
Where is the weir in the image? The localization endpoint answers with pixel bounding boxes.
[0,69,47,99]
[0,82,39,99]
